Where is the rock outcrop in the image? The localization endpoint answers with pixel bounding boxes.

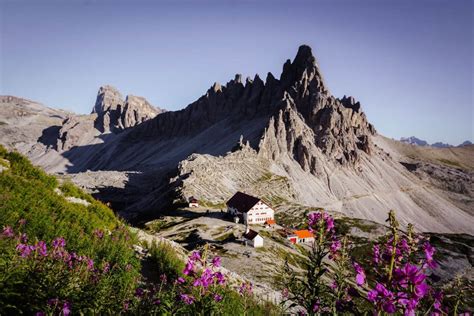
[93,86,164,133]
[55,86,165,151]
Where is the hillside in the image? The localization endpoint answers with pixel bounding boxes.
[0,146,281,315]
[0,45,473,234]
[0,145,140,314]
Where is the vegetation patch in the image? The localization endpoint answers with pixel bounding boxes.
[198,199,226,209]
[437,158,463,169]
[0,145,139,314]
[144,239,185,279]
[215,231,236,242]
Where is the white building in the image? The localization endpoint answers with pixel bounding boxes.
[226,192,275,225]
[188,197,199,208]
[242,228,264,248]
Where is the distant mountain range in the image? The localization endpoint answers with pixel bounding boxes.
[400,137,472,148]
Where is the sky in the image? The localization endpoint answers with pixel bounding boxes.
[1,0,472,145]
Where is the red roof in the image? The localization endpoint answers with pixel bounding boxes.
[266,219,276,225]
[226,192,260,213]
[294,230,314,239]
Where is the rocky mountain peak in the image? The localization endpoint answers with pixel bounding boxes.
[90,85,164,133]
[280,44,328,93]
[92,85,123,114]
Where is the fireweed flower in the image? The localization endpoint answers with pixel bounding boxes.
[193,268,213,288]
[367,283,396,313]
[180,294,195,305]
[20,233,28,243]
[239,282,253,296]
[353,262,366,286]
[62,301,71,316]
[213,272,225,285]
[86,258,94,270]
[18,218,27,226]
[36,241,48,257]
[52,237,66,249]
[325,216,335,232]
[183,260,195,276]
[2,226,14,238]
[47,298,59,306]
[135,288,144,297]
[177,277,186,284]
[123,301,130,311]
[330,240,341,254]
[423,242,437,269]
[190,251,201,262]
[432,290,444,311]
[16,243,35,257]
[373,244,380,264]
[213,294,223,302]
[211,256,221,268]
[308,212,321,227]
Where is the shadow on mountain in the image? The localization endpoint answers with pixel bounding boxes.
[37,125,62,148]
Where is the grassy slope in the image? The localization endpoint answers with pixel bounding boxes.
[379,136,474,171]
[0,145,140,313]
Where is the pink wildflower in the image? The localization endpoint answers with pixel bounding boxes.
[180,294,195,305]
[2,226,14,238]
[213,294,223,302]
[211,256,221,268]
[353,262,366,286]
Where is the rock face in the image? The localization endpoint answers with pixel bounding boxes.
[258,45,375,169]
[92,85,124,114]
[93,86,164,133]
[54,86,165,151]
[127,45,374,168]
[121,95,161,129]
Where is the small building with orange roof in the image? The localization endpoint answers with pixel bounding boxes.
[265,219,276,227]
[287,229,314,244]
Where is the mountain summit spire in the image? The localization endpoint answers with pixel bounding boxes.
[280,45,327,93]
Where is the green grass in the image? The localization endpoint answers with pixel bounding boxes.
[198,199,226,209]
[257,171,288,183]
[59,181,95,203]
[145,239,184,279]
[215,231,236,242]
[0,158,9,168]
[335,217,378,235]
[437,158,463,168]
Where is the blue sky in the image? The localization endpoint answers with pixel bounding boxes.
[1,0,472,144]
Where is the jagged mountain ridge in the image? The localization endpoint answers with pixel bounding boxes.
[100,45,374,168]
[0,45,472,234]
